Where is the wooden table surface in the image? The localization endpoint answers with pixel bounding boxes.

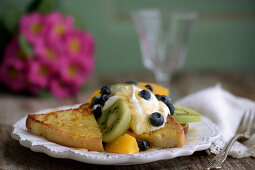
[1,71,255,170]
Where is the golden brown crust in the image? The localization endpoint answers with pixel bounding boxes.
[26,103,104,152]
[135,115,185,148]
[181,124,189,134]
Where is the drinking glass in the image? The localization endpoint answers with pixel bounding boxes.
[132,10,196,98]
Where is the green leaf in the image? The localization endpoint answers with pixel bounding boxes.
[27,0,60,14]
[37,90,53,98]
[18,34,34,57]
[27,0,43,13]
[1,6,23,34]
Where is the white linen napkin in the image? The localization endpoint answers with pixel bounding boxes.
[175,85,255,158]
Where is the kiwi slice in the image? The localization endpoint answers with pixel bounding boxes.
[173,105,201,124]
[98,99,131,143]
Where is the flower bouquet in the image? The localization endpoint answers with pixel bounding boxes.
[0,4,95,98]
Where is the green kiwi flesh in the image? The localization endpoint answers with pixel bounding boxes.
[173,105,201,124]
[98,99,131,143]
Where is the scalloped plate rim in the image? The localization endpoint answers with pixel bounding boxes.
[11,104,221,165]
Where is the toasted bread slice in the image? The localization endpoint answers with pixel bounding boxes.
[26,103,104,152]
[181,124,189,134]
[128,115,185,148]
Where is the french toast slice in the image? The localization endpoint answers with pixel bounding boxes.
[134,115,185,148]
[26,103,104,152]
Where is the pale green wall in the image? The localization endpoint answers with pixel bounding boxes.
[1,0,255,73]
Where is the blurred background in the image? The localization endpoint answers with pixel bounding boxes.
[0,0,254,104]
[1,0,255,74]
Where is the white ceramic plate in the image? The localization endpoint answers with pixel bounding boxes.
[11,104,220,165]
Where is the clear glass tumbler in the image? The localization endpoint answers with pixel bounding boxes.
[132,10,196,98]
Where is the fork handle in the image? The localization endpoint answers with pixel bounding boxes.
[206,134,242,169]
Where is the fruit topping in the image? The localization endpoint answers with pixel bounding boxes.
[98,99,131,143]
[100,94,111,105]
[137,140,150,151]
[173,105,201,124]
[155,94,162,100]
[145,84,154,93]
[104,134,139,154]
[139,89,151,100]
[100,85,112,95]
[150,112,164,127]
[125,80,138,85]
[160,95,171,104]
[92,104,102,119]
[138,82,169,96]
[155,95,175,115]
[166,102,175,116]
[91,95,101,106]
[88,82,170,104]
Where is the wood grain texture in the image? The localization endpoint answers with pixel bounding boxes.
[1,125,255,170]
[1,72,255,169]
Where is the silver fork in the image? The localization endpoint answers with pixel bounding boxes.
[206,111,255,169]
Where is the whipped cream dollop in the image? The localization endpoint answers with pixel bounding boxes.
[103,85,170,135]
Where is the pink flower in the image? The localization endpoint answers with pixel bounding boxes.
[4,37,29,61]
[20,12,45,45]
[0,12,95,98]
[34,40,64,70]
[26,60,52,88]
[0,58,26,92]
[49,77,79,99]
[44,12,73,43]
[58,57,94,86]
[63,29,95,58]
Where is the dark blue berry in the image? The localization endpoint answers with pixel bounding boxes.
[92,104,102,119]
[166,102,175,115]
[160,95,170,104]
[91,95,101,106]
[100,85,112,95]
[100,94,111,105]
[139,89,151,100]
[150,112,164,126]
[125,80,138,85]
[156,95,174,115]
[155,94,162,100]
[137,140,150,151]
[145,84,154,93]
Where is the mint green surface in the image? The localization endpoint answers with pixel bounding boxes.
[1,0,255,73]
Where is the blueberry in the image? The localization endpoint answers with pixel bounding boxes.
[100,94,111,105]
[125,80,138,85]
[156,95,174,115]
[91,95,101,106]
[145,84,154,93]
[139,89,151,100]
[137,140,150,151]
[150,112,164,126]
[92,104,102,119]
[166,102,175,116]
[155,94,162,101]
[100,85,112,95]
[160,95,170,104]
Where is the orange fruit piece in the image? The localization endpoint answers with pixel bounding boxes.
[138,82,169,96]
[87,82,169,103]
[88,89,100,103]
[104,134,139,154]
